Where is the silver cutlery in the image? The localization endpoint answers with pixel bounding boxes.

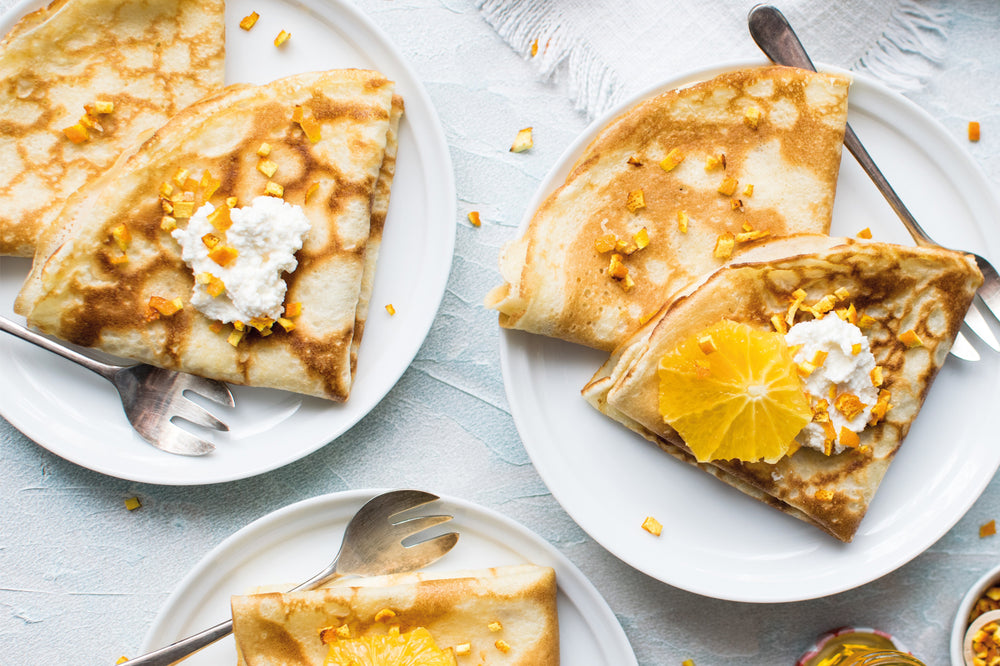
[128,489,460,665]
[0,315,233,455]
[748,4,1000,361]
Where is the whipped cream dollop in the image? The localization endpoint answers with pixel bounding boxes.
[784,315,878,454]
[172,196,311,323]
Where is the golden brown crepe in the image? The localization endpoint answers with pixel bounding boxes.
[231,565,559,666]
[15,69,400,401]
[0,0,226,257]
[487,66,851,351]
[583,235,982,541]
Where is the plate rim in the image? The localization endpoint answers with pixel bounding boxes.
[139,488,639,665]
[498,58,1000,602]
[0,0,457,485]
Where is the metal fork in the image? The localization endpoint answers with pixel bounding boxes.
[0,315,233,455]
[748,4,1000,361]
[129,489,460,665]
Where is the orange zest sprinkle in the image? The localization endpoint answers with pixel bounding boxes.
[839,426,860,449]
[148,296,183,317]
[659,147,684,172]
[981,519,997,538]
[467,211,482,227]
[713,232,734,259]
[857,227,873,239]
[63,123,89,143]
[626,188,646,212]
[274,29,291,46]
[898,329,923,348]
[208,245,238,267]
[969,121,981,142]
[717,176,738,196]
[385,303,396,316]
[239,11,260,30]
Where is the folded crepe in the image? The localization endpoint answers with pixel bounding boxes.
[487,66,851,351]
[231,564,559,666]
[15,69,400,401]
[0,0,226,257]
[583,235,982,541]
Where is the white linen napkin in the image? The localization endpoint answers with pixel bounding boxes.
[476,0,949,118]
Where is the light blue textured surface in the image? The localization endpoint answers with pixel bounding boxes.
[1,1,999,664]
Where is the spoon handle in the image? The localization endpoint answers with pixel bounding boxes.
[747,4,936,248]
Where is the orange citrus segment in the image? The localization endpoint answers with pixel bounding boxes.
[324,626,457,666]
[658,319,811,463]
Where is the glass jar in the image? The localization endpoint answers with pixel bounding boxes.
[797,627,925,666]
[837,648,926,665]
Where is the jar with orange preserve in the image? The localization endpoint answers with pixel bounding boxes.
[796,627,925,666]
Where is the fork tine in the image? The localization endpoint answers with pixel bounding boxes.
[963,301,1000,352]
[398,531,460,568]
[177,377,235,407]
[168,398,229,431]
[952,329,981,362]
[394,514,453,535]
[147,424,215,456]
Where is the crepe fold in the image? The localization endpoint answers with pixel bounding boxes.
[230,565,559,666]
[0,0,226,257]
[583,235,982,542]
[15,69,402,401]
[487,66,851,351]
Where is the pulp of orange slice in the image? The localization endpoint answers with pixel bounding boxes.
[657,319,811,463]
[324,627,457,666]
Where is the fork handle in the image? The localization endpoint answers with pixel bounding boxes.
[122,619,234,665]
[0,315,121,381]
[126,571,343,665]
[748,4,936,248]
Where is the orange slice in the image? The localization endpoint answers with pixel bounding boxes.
[324,627,456,666]
[657,319,811,463]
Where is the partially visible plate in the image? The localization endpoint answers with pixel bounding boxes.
[0,0,455,484]
[500,61,1000,602]
[140,489,638,665]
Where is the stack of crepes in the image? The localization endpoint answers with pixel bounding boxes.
[487,66,983,541]
[3,0,403,401]
[230,565,559,666]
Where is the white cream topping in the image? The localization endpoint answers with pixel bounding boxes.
[784,315,878,454]
[172,196,311,323]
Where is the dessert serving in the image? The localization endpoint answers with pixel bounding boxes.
[14,69,402,401]
[583,235,982,541]
[0,0,226,257]
[486,66,850,351]
[230,565,559,666]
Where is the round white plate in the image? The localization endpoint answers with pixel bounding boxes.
[0,0,455,484]
[500,61,1000,603]
[140,489,637,665]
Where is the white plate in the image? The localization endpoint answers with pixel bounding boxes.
[140,489,637,665]
[500,61,1000,603]
[0,0,455,484]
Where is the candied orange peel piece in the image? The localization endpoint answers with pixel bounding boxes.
[239,11,260,30]
[510,127,533,152]
[969,121,981,142]
[659,147,684,172]
[626,188,646,212]
[641,516,663,536]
